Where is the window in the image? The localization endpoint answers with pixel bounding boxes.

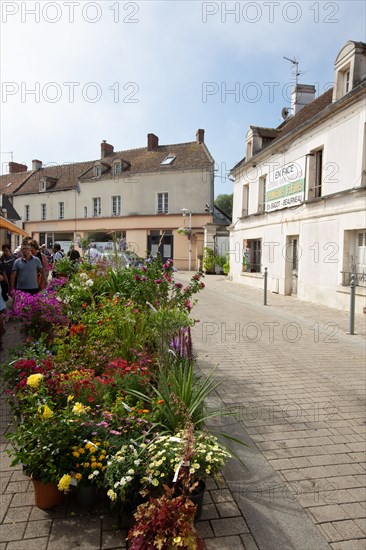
[114,162,122,176]
[58,202,64,220]
[93,197,101,217]
[112,195,121,216]
[308,148,323,199]
[84,206,88,219]
[342,230,366,287]
[258,176,267,213]
[157,193,168,214]
[242,185,249,217]
[41,203,47,221]
[95,165,101,178]
[24,205,30,221]
[160,155,176,166]
[344,69,350,94]
[243,239,261,273]
[39,178,47,192]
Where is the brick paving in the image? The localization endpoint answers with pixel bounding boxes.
[178,273,365,550]
[1,275,365,549]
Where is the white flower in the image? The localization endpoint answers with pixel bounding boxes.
[86,279,94,287]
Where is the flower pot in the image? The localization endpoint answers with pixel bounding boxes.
[75,485,99,511]
[32,479,64,510]
[189,480,206,522]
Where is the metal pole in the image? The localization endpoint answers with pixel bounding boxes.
[264,267,268,306]
[349,273,356,335]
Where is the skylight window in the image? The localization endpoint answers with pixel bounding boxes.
[160,155,176,166]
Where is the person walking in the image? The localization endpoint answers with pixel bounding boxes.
[29,240,48,289]
[10,242,44,295]
[51,243,64,278]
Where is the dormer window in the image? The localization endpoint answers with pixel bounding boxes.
[161,155,176,166]
[95,165,101,177]
[344,69,350,94]
[39,178,47,192]
[114,161,122,176]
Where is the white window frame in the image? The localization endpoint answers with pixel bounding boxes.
[258,175,267,213]
[84,206,88,219]
[111,195,121,216]
[95,165,101,178]
[93,197,101,217]
[242,185,249,217]
[157,192,168,214]
[58,201,64,220]
[114,162,122,176]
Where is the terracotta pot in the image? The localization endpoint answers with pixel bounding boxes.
[32,478,64,510]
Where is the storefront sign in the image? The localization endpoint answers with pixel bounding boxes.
[266,158,305,212]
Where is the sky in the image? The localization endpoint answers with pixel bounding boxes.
[0,0,365,197]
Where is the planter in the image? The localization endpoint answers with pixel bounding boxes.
[32,479,64,510]
[75,485,99,511]
[189,480,205,522]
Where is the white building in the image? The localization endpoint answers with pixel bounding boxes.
[230,40,366,313]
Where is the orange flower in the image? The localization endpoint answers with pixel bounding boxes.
[157,399,164,405]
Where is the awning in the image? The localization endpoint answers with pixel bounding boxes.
[0,217,28,237]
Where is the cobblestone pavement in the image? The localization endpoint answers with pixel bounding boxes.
[176,273,366,550]
[0,276,365,550]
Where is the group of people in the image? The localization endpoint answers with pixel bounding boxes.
[0,240,70,351]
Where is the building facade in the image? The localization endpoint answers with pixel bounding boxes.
[0,130,215,269]
[230,41,366,313]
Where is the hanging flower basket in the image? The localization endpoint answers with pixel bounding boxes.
[177,227,192,236]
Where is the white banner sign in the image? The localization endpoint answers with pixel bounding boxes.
[266,158,306,212]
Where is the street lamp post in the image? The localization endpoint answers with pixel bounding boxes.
[181,208,192,271]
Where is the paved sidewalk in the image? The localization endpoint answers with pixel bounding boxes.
[0,277,365,549]
[177,273,366,550]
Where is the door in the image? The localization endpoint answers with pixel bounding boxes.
[147,231,174,263]
[285,235,299,295]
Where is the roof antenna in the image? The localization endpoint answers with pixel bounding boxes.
[283,56,302,87]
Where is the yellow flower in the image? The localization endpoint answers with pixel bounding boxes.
[83,462,90,468]
[72,402,86,415]
[174,537,182,544]
[107,489,117,501]
[97,462,103,468]
[72,451,80,458]
[75,473,82,481]
[67,395,74,402]
[27,373,44,387]
[78,448,85,454]
[98,455,105,461]
[38,404,53,419]
[89,446,97,454]
[58,474,72,492]
[91,462,98,469]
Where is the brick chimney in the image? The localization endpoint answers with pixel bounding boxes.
[32,159,42,170]
[196,129,205,144]
[8,161,28,174]
[147,133,159,151]
[101,140,114,158]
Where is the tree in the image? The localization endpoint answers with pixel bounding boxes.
[214,194,233,217]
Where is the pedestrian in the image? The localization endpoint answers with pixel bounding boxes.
[29,240,48,289]
[10,242,44,295]
[0,268,7,352]
[41,244,51,259]
[67,244,81,263]
[0,244,15,300]
[87,243,101,264]
[51,243,64,278]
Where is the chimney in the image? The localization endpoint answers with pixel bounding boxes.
[32,159,42,170]
[147,133,159,151]
[8,161,28,174]
[196,129,205,144]
[291,84,316,115]
[101,140,114,158]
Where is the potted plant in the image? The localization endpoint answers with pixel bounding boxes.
[6,376,85,509]
[127,486,204,550]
